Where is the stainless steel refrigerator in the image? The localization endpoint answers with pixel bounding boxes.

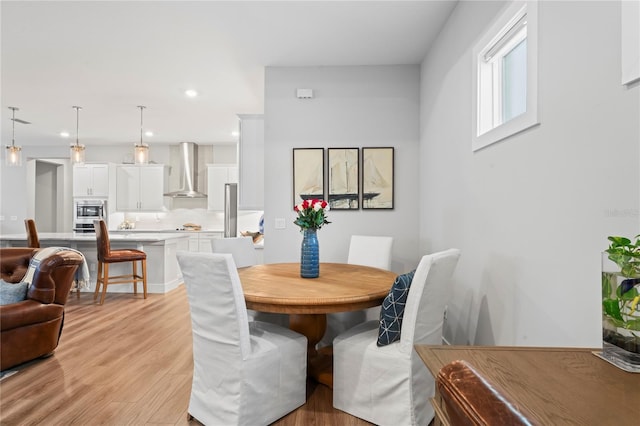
[224,183,238,238]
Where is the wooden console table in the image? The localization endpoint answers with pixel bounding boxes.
[415,345,640,425]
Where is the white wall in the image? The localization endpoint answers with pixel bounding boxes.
[263,65,421,272]
[1,145,71,234]
[420,0,640,347]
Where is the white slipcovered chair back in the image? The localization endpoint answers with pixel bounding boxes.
[333,248,461,426]
[321,234,394,346]
[347,235,393,270]
[211,236,258,268]
[399,248,461,353]
[211,236,288,326]
[176,251,307,426]
[178,252,251,360]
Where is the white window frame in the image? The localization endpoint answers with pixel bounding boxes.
[472,1,539,152]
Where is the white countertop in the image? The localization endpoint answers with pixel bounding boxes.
[110,229,224,234]
[0,232,191,242]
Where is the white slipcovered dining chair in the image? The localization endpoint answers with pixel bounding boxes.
[347,235,393,270]
[211,236,287,327]
[320,235,394,347]
[333,248,461,426]
[210,236,257,268]
[176,251,307,426]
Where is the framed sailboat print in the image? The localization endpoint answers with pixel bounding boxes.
[328,148,359,210]
[362,147,394,209]
[293,148,325,205]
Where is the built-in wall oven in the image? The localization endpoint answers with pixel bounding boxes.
[73,199,107,232]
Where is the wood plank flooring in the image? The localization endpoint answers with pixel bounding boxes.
[0,286,373,425]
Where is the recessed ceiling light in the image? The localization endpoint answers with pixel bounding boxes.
[185,89,198,98]
[60,131,70,138]
[145,131,154,137]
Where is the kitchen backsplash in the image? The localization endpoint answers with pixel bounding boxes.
[109,209,263,233]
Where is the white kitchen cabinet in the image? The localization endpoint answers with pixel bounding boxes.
[237,114,264,210]
[187,232,223,252]
[188,235,199,252]
[198,232,223,252]
[116,165,165,211]
[207,164,238,211]
[73,163,109,197]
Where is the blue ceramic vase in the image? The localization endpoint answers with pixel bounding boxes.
[300,228,319,278]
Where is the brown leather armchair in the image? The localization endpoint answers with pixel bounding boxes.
[1,247,84,371]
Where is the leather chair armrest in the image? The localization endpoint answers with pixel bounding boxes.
[436,360,535,426]
[27,250,84,305]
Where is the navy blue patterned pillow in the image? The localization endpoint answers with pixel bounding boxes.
[377,270,416,346]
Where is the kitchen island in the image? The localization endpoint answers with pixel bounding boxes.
[0,232,189,294]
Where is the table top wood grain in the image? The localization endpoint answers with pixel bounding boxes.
[238,262,397,314]
[415,345,640,425]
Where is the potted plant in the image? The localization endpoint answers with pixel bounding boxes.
[602,235,640,370]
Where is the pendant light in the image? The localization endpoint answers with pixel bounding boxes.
[5,107,22,167]
[134,105,149,164]
[70,106,85,164]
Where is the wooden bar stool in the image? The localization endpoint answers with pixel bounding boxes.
[24,218,40,248]
[93,219,147,305]
[26,217,85,297]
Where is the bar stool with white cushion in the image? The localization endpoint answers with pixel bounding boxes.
[333,248,461,426]
[176,251,307,426]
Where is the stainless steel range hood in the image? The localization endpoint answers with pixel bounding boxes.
[164,142,207,198]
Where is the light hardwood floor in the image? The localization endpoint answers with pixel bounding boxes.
[0,286,373,425]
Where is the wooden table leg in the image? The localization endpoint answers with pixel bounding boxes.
[289,313,333,388]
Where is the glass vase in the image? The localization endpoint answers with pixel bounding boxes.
[601,252,640,372]
[300,228,319,278]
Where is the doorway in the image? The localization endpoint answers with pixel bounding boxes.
[27,158,72,232]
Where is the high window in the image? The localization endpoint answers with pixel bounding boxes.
[472,1,539,151]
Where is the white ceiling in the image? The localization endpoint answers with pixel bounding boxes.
[1,0,457,148]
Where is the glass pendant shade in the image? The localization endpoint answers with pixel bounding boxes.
[70,144,86,164]
[134,143,149,164]
[5,145,22,166]
[5,106,22,167]
[134,105,149,164]
[70,106,85,164]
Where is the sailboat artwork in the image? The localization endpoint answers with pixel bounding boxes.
[362,147,394,209]
[328,148,359,209]
[293,148,325,204]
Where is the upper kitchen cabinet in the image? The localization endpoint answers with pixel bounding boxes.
[73,163,109,197]
[207,164,238,211]
[116,164,166,212]
[237,114,264,210]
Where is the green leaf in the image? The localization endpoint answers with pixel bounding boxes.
[624,319,640,331]
[617,286,639,301]
[608,236,632,247]
[602,272,614,298]
[603,299,623,321]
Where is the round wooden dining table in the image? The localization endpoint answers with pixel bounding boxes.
[238,262,397,387]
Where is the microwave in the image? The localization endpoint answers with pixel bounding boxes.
[74,199,106,232]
